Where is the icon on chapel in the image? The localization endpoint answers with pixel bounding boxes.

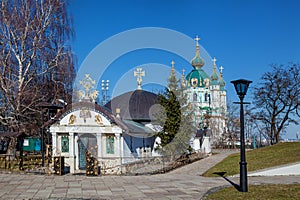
[95,114,103,126]
[68,114,76,125]
[80,107,91,123]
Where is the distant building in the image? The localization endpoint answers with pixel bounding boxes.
[184,36,227,147]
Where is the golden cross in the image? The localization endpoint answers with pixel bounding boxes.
[134,68,145,90]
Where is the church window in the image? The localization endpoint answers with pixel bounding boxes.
[208,94,211,104]
[61,136,69,153]
[193,93,197,101]
[106,135,114,154]
[205,93,208,102]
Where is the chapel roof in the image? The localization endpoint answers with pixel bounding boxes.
[105,90,159,123]
[43,101,128,130]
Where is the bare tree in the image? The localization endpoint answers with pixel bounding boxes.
[0,0,75,133]
[225,102,240,148]
[253,63,300,144]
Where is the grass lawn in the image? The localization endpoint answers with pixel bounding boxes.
[202,142,300,177]
[206,184,300,200]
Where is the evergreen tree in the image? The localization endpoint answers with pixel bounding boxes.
[155,62,195,159]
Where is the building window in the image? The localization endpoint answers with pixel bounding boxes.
[61,136,69,153]
[193,93,197,101]
[106,135,114,154]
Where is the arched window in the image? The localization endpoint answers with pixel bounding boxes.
[205,93,208,102]
[193,93,197,101]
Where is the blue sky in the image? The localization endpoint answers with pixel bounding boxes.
[69,0,300,139]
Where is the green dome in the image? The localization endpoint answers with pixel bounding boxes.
[186,68,209,88]
[219,78,226,90]
[210,71,219,86]
[191,53,205,68]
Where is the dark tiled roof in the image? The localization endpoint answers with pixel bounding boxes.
[105,90,159,122]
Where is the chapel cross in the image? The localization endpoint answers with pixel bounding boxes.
[134,68,145,90]
[80,74,96,99]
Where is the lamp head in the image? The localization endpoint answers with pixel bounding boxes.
[231,79,252,98]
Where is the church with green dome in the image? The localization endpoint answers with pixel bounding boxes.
[183,36,227,148]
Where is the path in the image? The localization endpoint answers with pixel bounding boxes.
[0,150,299,200]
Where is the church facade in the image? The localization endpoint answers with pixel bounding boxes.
[183,36,227,147]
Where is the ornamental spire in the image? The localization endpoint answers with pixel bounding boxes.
[181,68,186,87]
[191,35,205,69]
[212,57,217,73]
[194,35,200,56]
[211,57,219,83]
[171,60,175,77]
[219,66,226,90]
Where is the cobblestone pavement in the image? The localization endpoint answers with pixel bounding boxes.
[0,150,299,200]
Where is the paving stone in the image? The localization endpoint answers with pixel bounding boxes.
[0,150,299,199]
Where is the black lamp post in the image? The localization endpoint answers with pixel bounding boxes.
[231,79,252,192]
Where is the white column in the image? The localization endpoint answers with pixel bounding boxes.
[69,132,75,173]
[97,133,102,159]
[52,132,57,156]
[115,133,121,158]
[201,136,211,154]
[120,135,124,163]
[115,133,122,168]
[69,132,74,157]
[74,134,79,171]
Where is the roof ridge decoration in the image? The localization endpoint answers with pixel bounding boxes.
[77,74,99,102]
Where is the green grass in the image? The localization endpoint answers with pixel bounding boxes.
[203,142,300,177]
[206,184,300,200]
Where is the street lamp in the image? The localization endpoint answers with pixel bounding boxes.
[231,79,252,192]
[101,80,110,105]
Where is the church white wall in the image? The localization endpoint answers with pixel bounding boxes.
[60,110,111,126]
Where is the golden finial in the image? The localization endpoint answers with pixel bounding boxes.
[212,57,217,67]
[134,68,145,90]
[171,60,175,76]
[212,57,217,74]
